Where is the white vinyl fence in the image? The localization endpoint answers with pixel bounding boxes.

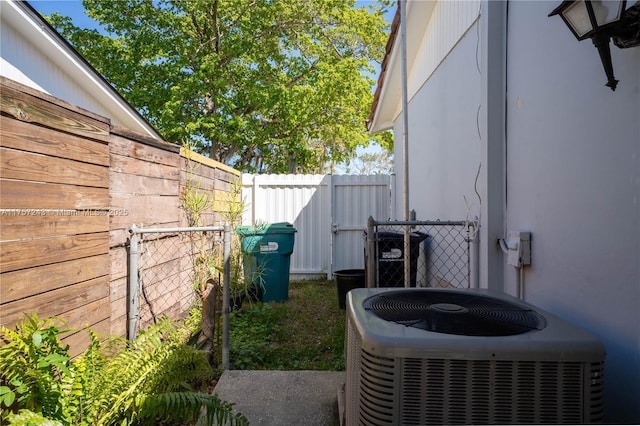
[242,174,394,279]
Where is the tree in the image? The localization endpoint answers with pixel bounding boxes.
[347,149,394,175]
[47,0,393,173]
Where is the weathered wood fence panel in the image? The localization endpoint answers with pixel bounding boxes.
[1,78,111,352]
[0,77,240,353]
[107,128,183,337]
[180,149,242,226]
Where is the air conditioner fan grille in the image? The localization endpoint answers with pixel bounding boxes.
[364,290,545,336]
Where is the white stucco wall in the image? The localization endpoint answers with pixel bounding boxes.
[393,14,482,222]
[1,19,91,106]
[505,2,640,422]
[391,1,639,422]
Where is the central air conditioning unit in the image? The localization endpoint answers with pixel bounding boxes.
[344,288,606,425]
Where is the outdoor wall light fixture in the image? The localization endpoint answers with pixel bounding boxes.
[549,0,640,90]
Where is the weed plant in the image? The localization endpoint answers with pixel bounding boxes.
[229,280,346,371]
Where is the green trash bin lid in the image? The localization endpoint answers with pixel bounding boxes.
[236,222,296,235]
[266,222,296,233]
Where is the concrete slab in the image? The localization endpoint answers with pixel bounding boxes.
[213,370,344,426]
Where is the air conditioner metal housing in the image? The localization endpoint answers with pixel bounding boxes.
[344,287,606,425]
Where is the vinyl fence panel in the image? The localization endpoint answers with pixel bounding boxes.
[331,175,393,273]
[242,174,392,279]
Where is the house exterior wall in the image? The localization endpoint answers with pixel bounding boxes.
[505,2,640,422]
[1,17,78,103]
[409,0,480,99]
[388,0,639,422]
[393,21,482,222]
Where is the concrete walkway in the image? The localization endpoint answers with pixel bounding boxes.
[213,370,344,425]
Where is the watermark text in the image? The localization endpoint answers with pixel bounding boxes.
[1,209,130,217]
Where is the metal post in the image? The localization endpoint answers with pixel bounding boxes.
[366,217,376,288]
[400,0,410,224]
[222,222,231,370]
[400,0,412,288]
[127,224,139,341]
[404,227,411,288]
[330,174,336,280]
[389,173,397,220]
[469,222,480,289]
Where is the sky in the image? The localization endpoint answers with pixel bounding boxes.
[31,1,395,30]
[31,1,100,30]
[29,0,396,174]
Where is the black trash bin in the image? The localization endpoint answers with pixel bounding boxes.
[334,269,365,309]
[376,231,429,287]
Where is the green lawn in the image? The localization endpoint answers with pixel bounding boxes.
[228,280,346,371]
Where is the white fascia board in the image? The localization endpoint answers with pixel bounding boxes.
[5,1,161,139]
[369,57,402,133]
[369,1,437,134]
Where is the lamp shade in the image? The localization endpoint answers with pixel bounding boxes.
[550,0,627,40]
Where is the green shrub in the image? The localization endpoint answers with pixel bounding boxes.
[0,314,247,426]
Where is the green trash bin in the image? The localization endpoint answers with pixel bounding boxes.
[236,222,297,302]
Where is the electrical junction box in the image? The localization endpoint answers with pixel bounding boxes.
[507,231,531,267]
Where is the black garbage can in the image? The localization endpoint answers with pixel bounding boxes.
[376,231,429,287]
[334,269,365,309]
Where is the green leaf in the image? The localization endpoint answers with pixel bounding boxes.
[0,385,16,407]
[44,353,71,376]
[31,331,42,348]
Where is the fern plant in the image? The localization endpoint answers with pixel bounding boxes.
[0,314,248,426]
[0,314,72,422]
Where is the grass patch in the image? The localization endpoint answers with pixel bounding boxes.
[229,279,345,371]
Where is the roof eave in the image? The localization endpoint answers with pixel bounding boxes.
[12,1,163,140]
[367,1,401,134]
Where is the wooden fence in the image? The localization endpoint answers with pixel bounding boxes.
[0,77,240,355]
